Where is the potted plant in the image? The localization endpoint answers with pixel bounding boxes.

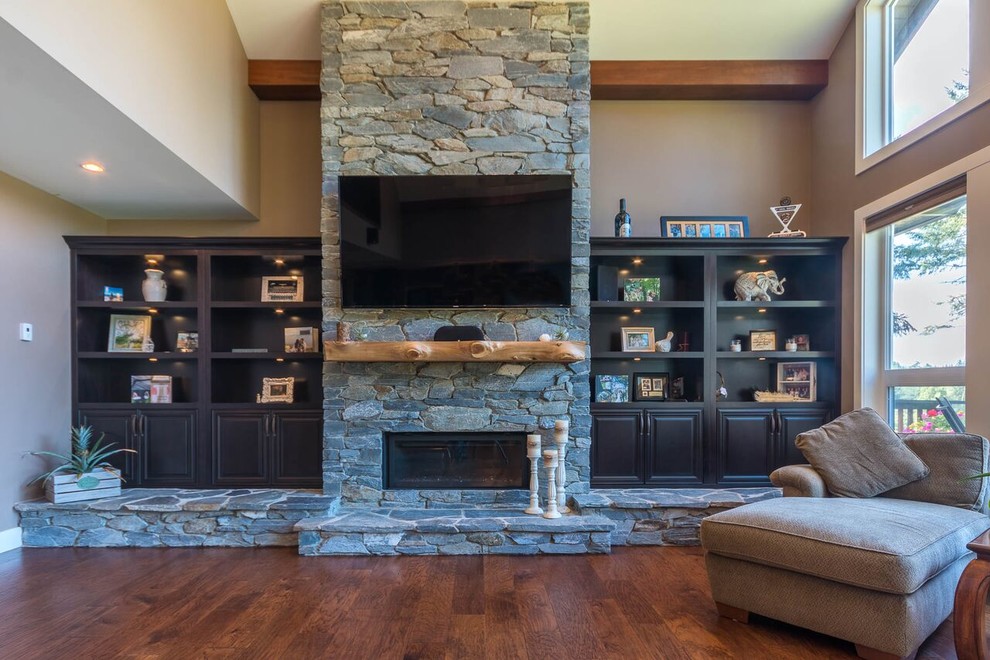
[27,425,135,503]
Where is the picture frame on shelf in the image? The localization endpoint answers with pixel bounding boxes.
[794,334,811,351]
[595,375,629,403]
[749,329,777,352]
[103,286,124,302]
[777,361,816,402]
[108,314,152,352]
[261,276,304,302]
[660,216,749,239]
[131,375,172,404]
[284,327,319,353]
[623,277,662,302]
[633,373,669,401]
[260,377,294,404]
[621,327,656,352]
[176,331,198,352]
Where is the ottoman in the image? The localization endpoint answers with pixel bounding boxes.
[701,497,989,659]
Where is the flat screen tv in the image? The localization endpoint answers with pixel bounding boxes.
[339,175,572,308]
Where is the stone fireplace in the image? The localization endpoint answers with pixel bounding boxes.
[384,431,528,489]
[320,0,591,508]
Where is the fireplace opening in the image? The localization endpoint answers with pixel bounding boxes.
[384,432,528,489]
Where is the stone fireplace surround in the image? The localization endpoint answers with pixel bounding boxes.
[320,0,592,508]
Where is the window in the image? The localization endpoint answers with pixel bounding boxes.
[858,0,979,168]
[864,185,966,431]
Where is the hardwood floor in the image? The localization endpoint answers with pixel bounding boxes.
[0,546,956,659]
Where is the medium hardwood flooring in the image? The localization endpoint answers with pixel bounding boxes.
[0,546,955,659]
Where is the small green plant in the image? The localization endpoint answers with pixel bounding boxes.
[27,426,136,489]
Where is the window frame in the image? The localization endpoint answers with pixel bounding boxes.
[856,0,989,174]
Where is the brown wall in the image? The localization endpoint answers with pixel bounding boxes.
[0,173,105,531]
[591,100,813,238]
[106,102,321,237]
[810,18,990,415]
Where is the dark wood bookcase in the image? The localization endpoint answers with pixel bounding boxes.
[589,237,846,487]
[65,236,324,488]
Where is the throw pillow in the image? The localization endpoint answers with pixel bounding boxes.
[795,408,929,498]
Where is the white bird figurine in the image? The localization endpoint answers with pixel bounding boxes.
[657,331,674,352]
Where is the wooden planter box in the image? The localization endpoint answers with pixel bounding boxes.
[44,469,122,503]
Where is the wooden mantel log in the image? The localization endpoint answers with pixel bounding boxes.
[323,340,587,363]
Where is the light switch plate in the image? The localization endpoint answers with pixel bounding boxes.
[19,323,32,341]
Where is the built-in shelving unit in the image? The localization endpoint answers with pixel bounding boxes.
[589,237,845,487]
[65,236,324,488]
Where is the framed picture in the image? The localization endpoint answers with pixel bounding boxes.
[621,327,656,352]
[595,375,629,403]
[103,286,124,302]
[176,331,198,352]
[660,216,749,239]
[130,375,172,404]
[749,329,777,352]
[633,373,669,401]
[794,334,811,351]
[623,277,662,302]
[284,327,319,353]
[778,361,816,402]
[108,314,152,352]
[261,276,304,302]
[260,377,294,404]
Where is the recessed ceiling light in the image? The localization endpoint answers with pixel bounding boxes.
[81,161,105,173]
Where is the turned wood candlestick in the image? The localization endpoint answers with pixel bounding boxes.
[554,420,570,514]
[525,434,543,515]
[543,449,561,519]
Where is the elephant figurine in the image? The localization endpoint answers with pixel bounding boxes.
[734,270,786,301]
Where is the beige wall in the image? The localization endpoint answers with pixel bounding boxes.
[107,102,321,237]
[0,0,261,217]
[0,173,105,530]
[811,18,990,417]
[591,101,813,237]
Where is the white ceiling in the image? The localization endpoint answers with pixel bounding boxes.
[226,0,857,61]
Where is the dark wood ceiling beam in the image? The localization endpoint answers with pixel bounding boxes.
[246,59,829,102]
[590,60,828,101]
[248,60,321,101]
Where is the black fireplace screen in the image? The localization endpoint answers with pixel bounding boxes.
[384,432,528,489]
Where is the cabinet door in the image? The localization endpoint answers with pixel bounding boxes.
[591,411,643,486]
[213,411,268,486]
[717,409,775,485]
[645,410,704,486]
[78,408,138,485]
[776,407,832,468]
[271,412,323,487]
[138,410,197,487]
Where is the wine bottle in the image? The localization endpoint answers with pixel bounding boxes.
[614,198,632,237]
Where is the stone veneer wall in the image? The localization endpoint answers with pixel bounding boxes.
[320,0,591,506]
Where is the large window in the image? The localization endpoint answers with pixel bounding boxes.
[864,186,967,431]
[859,0,976,166]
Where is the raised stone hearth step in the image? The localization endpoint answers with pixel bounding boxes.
[572,488,780,546]
[296,508,615,556]
[15,488,339,548]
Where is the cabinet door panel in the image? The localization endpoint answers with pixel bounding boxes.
[645,410,703,486]
[717,409,774,485]
[213,412,268,485]
[776,408,832,468]
[78,408,138,484]
[591,411,643,486]
[272,412,323,487]
[139,411,197,487]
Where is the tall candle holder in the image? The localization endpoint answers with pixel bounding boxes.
[525,434,543,515]
[554,420,570,513]
[543,449,561,519]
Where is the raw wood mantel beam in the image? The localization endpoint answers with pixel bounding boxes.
[590,60,829,101]
[248,60,321,101]
[247,59,828,102]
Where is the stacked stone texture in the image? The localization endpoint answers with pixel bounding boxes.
[320,1,592,506]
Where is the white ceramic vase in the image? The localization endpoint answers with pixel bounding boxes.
[142,269,167,302]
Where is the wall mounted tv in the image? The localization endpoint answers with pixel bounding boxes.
[339,175,572,308]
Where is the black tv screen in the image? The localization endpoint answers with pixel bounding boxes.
[340,175,572,308]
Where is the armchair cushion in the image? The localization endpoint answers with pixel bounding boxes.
[882,433,990,512]
[795,408,929,498]
[769,464,829,498]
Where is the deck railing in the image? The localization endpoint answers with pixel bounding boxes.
[893,398,966,433]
